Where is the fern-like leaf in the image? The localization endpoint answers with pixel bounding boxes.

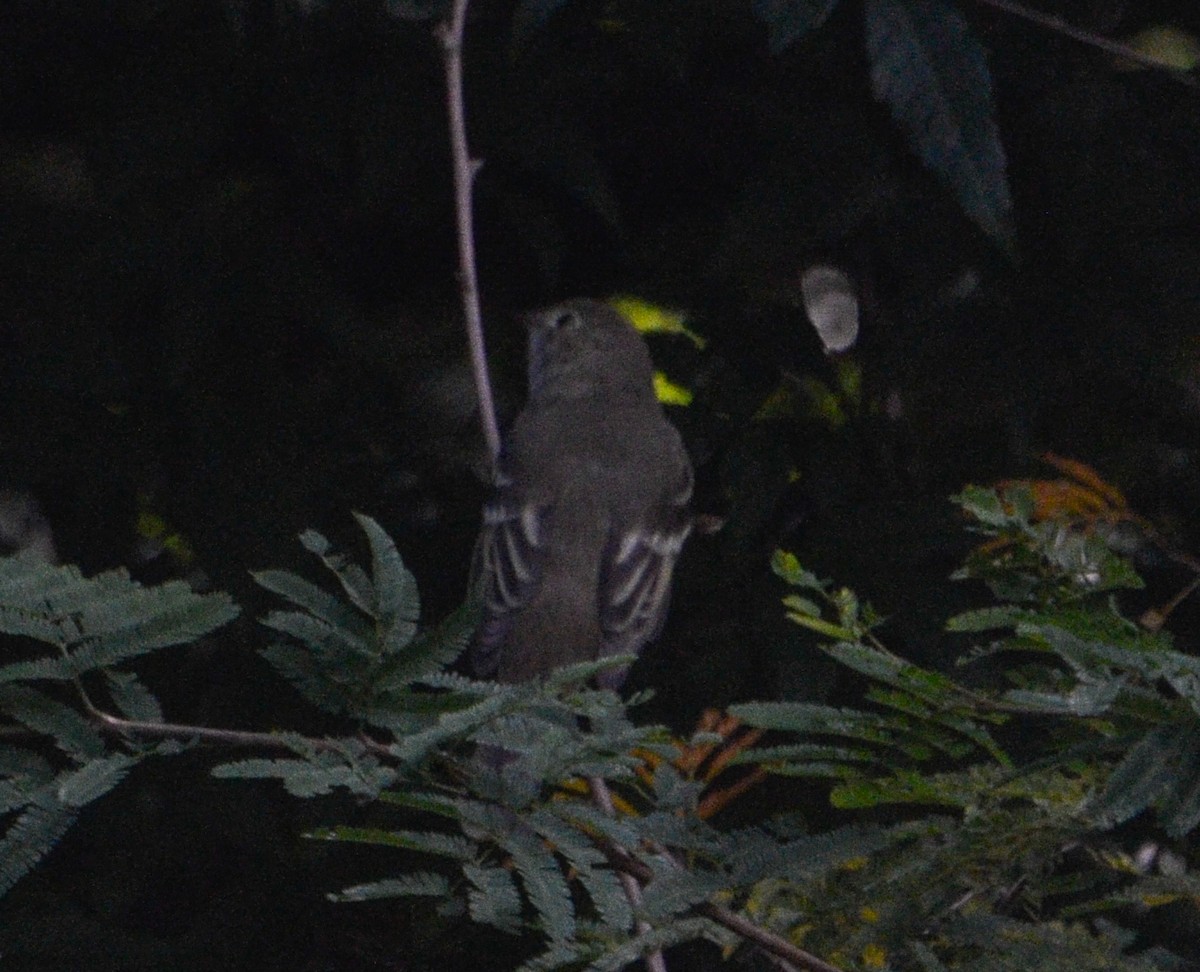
[528,808,633,931]
[55,753,137,807]
[0,685,105,759]
[1086,727,1200,832]
[0,799,76,896]
[355,512,421,652]
[464,861,524,934]
[329,871,451,902]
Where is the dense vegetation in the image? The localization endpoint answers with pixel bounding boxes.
[2,0,1198,968]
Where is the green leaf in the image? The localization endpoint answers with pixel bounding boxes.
[316,825,475,860]
[782,612,854,640]
[464,861,524,935]
[0,800,77,896]
[753,0,842,55]
[355,512,420,652]
[103,670,163,723]
[731,700,890,739]
[300,528,375,615]
[259,609,371,661]
[781,593,823,619]
[1085,727,1193,828]
[0,685,104,759]
[865,0,1012,247]
[369,599,478,698]
[638,865,727,922]
[252,569,372,641]
[1003,681,1121,717]
[771,550,825,589]
[497,816,576,942]
[330,871,450,902]
[953,484,1026,529]
[213,754,395,799]
[946,605,1032,632]
[529,808,632,931]
[55,754,138,808]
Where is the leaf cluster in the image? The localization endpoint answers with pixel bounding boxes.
[0,554,237,895]
[2,489,1199,971]
[727,485,1200,969]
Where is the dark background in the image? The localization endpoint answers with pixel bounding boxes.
[1,0,1199,967]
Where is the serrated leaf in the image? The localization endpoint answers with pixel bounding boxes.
[0,685,104,759]
[319,825,475,860]
[529,808,632,931]
[499,820,576,943]
[354,513,420,652]
[55,754,138,807]
[464,861,524,934]
[103,670,163,722]
[252,569,371,640]
[1003,681,1121,717]
[300,528,375,614]
[330,871,450,902]
[865,0,1012,246]
[259,609,370,660]
[638,866,727,922]
[213,755,395,799]
[0,800,77,896]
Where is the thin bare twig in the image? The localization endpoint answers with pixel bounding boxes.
[435,0,502,468]
[589,775,669,972]
[433,14,663,966]
[83,704,393,759]
[593,835,845,972]
[969,0,1200,88]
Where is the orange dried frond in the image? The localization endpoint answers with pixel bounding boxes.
[1040,453,1129,509]
[671,710,771,819]
[696,767,769,820]
[631,745,668,786]
[1022,478,1112,520]
[555,778,590,799]
[996,455,1140,528]
[675,739,716,775]
[703,727,764,781]
[632,747,667,772]
[674,708,728,775]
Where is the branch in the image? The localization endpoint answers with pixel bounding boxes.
[435,0,502,467]
[82,705,394,759]
[969,0,1200,88]
[589,776,669,972]
[593,835,845,972]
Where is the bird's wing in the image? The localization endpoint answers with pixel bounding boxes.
[469,469,552,678]
[597,458,693,659]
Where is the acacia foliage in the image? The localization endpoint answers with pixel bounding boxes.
[1,494,1198,969]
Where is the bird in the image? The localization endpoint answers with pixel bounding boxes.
[470,299,693,689]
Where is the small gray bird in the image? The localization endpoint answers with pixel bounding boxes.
[471,299,693,688]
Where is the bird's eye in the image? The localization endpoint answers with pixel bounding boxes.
[552,310,581,330]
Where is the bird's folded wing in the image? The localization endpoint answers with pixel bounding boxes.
[598,462,693,656]
[470,485,551,677]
